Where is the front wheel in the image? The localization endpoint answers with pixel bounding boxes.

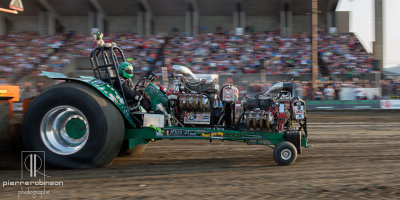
[273,141,297,166]
[22,82,125,168]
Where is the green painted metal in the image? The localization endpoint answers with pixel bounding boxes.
[85,78,134,126]
[307,100,381,109]
[160,126,285,140]
[144,82,168,110]
[125,127,157,148]
[42,71,311,151]
[125,127,157,139]
[42,71,68,79]
[65,118,86,139]
[302,139,312,148]
[123,126,309,149]
[42,71,135,127]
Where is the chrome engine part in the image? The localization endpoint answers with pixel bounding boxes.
[178,93,210,112]
[245,110,275,131]
[177,93,212,125]
[168,65,307,134]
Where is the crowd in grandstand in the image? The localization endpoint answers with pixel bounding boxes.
[230,78,400,101]
[1,31,399,100]
[2,30,374,76]
[163,31,374,76]
[0,33,67,80]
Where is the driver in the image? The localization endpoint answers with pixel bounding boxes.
[118,62,151,111]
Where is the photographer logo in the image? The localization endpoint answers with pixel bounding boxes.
[2,151,64,198]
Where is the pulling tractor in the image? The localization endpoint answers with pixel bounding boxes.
[22,45,311,168]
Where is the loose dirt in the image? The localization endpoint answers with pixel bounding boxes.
[1,111,399,199]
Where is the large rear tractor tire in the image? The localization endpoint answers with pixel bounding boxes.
[273,141,297,166]
[22,82,125,168]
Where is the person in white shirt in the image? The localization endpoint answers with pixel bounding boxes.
[323,85,335,100]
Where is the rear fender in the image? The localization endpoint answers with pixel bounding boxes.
[42,71,135,127]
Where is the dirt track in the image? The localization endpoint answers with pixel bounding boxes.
[1,111,400,199]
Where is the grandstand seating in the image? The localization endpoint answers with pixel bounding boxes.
[0,31,393,100]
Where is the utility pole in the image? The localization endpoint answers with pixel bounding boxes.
[374,0,384,90]
[311,0,318,95]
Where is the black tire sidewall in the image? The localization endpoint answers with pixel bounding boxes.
[22,82,124,168]
[273,142,297,166]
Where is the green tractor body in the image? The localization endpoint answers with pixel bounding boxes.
[22,45,311,168]
[40,71,311,160]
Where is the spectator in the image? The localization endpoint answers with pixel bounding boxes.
[323,85,335,100]
[1,31,390,101]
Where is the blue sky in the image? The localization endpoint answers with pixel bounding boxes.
[337,0,400,68]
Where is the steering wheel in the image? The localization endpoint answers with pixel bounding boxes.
[134,80,146,91]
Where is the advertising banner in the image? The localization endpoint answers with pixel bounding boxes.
[339,88,381,100]
[380,100,400,109]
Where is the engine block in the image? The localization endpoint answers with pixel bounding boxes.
[168,65,307,134]
[178,93,211,112]
[176,93,212,125]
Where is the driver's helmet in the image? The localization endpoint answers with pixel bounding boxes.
[119,62,134,79]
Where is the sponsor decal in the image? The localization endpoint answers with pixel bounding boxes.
[184,112,211,124]
[164,129,202,137]
[201,132,224,138]
[162,129,224,139]
[294,104,305,119]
